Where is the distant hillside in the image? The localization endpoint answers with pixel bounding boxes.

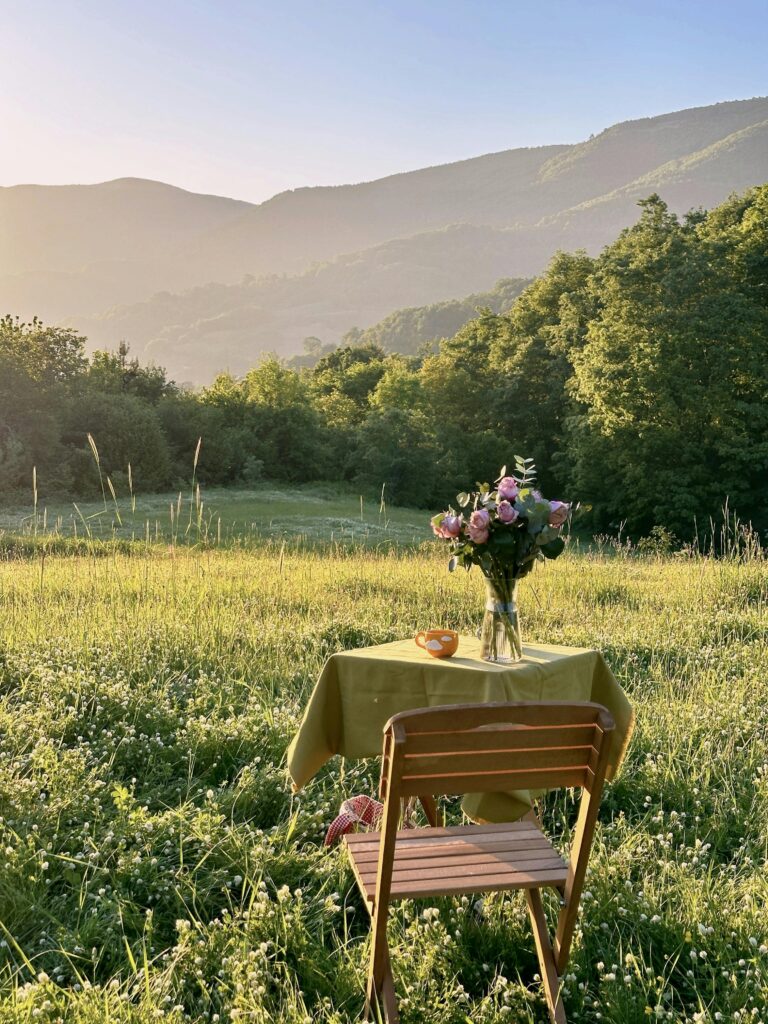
[70,228,545,380]
[355,278,530,354]
[0,179,251,317]
[2,97,768,380]
[180,96,768,282]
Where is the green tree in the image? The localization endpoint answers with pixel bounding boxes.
[369,361,422,412]
[63,390,171,495]
[240,358,332,481]
[0,317,86,492]
[88,342,175,404]
[567,194,768,535]
[311,343,388,416]
[488,251,595,491]
[354,408,439,507]
[0,315,86,384]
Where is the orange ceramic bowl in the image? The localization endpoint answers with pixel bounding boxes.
[415,629,459,658]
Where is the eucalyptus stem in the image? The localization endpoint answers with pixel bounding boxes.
[481,569,522,663]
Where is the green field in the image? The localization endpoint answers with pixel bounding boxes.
[0,484,429,547]
[0,513,766,1022]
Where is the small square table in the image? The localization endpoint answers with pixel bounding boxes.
[287,636,634,822]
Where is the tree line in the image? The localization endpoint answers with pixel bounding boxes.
[1,188,766,538]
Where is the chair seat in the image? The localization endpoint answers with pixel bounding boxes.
[344,820,567,904]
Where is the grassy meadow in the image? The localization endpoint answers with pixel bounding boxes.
[0,485,427,548]
[0,503,766,1023]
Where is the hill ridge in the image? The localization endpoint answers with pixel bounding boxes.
[2,95,768,381]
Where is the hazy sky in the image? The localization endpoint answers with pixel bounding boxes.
[2,0,766,204]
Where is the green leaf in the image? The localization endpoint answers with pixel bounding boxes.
[536,525,560,545]
[539,537,566,559]
[448,556,458,572]
[456,492,470,507]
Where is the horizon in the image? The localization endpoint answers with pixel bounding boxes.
[3,92,766,205]
[2,0,768,203]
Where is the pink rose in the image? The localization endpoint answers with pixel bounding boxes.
[497,476,519,501]
[497,500,519,524]
[548,500,570,527]
[430,512,463,539]
[467,508,490,544]
[441,514,462,538]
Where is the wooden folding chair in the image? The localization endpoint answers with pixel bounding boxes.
[343,700,615,1023]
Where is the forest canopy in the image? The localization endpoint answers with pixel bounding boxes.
[1,187,767,538]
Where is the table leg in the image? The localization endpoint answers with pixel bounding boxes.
[419,795,440,827]
[522,807,544,830]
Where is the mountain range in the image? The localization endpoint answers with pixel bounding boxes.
[2,96,768,382]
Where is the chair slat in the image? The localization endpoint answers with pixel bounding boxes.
[351,835,552,864]
[404,722,599,755]
[403,743,593,779]
[351,830,559,861]
[390,701,606,735]
[399,765,591,797]
[358,850,566,883]
[386,866,569,899]
[344,821,537,845]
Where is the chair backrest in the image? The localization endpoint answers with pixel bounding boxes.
[369,701,616,980]
[379,701,615,804]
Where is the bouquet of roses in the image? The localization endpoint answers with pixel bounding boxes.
[430,458,571,661]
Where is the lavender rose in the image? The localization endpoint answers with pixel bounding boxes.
[497,476,519,501]
[441,514,463,538]
[431,512,463,539]
[548,500,570,527]
[467,508,490,544]
[497,500,519,524]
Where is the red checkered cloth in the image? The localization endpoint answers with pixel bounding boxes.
[324,795,383,846]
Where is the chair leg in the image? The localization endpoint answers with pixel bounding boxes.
[525,889,566,1024]
[365,909,399,1022]
[364,957,399,1022]
[380,947,399,1022]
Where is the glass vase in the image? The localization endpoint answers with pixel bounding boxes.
[480,576,522,663]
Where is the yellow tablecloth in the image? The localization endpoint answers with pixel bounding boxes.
[287,637,635,822]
